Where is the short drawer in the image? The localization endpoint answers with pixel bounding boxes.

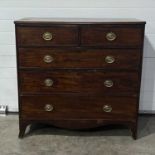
[20,95,137,120]
[81,26,143,47]
[16,26,78,46]
[20,70,139,94]
[19,48,141,70]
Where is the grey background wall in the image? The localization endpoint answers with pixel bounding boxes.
[0,0,155,112]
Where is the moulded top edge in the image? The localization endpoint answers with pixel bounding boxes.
[14,17,146,25]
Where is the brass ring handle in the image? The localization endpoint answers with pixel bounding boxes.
[42,32,53,41]
[105,56,115,64]
[44,78,54,87]
[43,55,54,63]
[106,32,117,41]
[104,80,113,88]
[103,105,112,113]
[44,104,54,112]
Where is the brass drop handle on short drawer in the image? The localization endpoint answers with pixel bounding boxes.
[42,32,53,41]
[44,78,54,87]
[105,55,115,64]
[44,104,54,112]
[43,55,54,63]
[103,105,112,113]
[104,80,113,88]
[106,32,117,41]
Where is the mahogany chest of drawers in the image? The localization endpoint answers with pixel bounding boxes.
[14,18,146,139]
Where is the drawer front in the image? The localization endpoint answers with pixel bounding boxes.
[19,48,141,69]
[16,26,78,46]
[81,26,143,47]
[20,70,139,94]
[20,95,137,120]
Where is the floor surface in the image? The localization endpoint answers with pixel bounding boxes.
[0,114,155,155]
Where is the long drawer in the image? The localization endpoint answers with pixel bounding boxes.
[20,95,137,120]
[19,70,139,94]
[19,48,141,69]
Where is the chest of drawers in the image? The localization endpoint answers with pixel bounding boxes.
[14,18,146,139]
